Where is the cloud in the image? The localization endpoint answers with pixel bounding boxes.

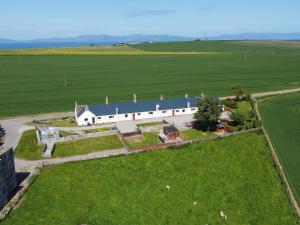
[196,6,215,11]
[124,9,176,17]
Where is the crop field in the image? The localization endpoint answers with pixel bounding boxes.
[2,132,297,225]
[259,92,300,204]
[1,41,300,117]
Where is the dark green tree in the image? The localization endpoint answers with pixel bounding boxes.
[194,95,222,131]
[230,111,246,126]
[231,85,245,100]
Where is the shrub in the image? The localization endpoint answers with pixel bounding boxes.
[222,99,238,109]
[230,111,246,126]
[253,119,262,128]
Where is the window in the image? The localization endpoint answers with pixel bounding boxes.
[84,118,88,122]
[109,115,114,119]
[162,111,167,113]
[98,117,101,119]
[182,109,185,112]
[125,114,128,118]
[176,110,179,112]
[191,108,196,111]
[148,112,153,115]
[137,113,141,116]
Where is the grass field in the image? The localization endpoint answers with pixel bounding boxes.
[2,133,297,225]
[126,132,160,149]
[1,41,300,117]
[14,130,45,160]
[259,92,300,204]
[53,135,123,157]
[182,129,217,140]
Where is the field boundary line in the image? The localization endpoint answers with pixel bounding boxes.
[255,99,300,218]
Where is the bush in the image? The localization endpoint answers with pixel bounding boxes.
[230,111,246,126]
[222,99,238,109]
[245,121,254,130]
[253,119,262,128]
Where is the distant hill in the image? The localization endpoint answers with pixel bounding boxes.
[1,33,300,45]
[208,32,300,40]
[0,34,194,44]
[0,38,15,43]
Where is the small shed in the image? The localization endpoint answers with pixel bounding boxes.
[163,125,179,140]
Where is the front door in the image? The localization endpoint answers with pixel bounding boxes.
[92,117,95,124]
[132,113,136,121]
[172,110,175,116]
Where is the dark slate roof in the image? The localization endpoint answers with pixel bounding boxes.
[84,96,201,117]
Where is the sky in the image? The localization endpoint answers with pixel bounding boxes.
[0,0,300,40]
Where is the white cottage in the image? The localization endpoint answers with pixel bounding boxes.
[75,95,201,126]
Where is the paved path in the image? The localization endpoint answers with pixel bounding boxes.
[1,87,300,174]
[15,148,128,172]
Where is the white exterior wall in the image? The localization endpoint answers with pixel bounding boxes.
[77,106,199,126]
[77,111,97,126]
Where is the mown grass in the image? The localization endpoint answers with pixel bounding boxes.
[83,127,112,133]
[2,133,297,225]
[53,135,123,157]
[182,129,217,140]
[137,121,166,127]
[126,132,160,149]
[14,130,45,160]
[259,92,300,204]
[59,130,75,137]
[1,41,300,117]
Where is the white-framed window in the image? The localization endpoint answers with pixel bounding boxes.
[98,116,101,119]
[182,109,185,112]
[162,111,167,113]
[176,110,179,112]
[109,115,114,119]
[125,114,128,118]
[137,113,141,116]
[191,108,196,111]
[148,112,153,115]
[84,118,88,122]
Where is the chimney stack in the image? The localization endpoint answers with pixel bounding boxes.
[105,96,109,105]
[187,101,190,108]
[185,93,188,99]
[133,93,137,103]
[115,107,119,114]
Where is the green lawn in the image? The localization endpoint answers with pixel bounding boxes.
[14,130,45,160]
[259,92,300,204]
[236,101,252,116]
[1,41,300,117]
[137,121,166,127]
[53,135,123,157]
[28,118,77,127]
[84,127,112,133]
[59,130,75,137]
[2,133,297,225]
[182,129,217,140]
[126,132,160,149]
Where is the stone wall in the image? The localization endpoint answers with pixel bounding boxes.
[0,148,17,209]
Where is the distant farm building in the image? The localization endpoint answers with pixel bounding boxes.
[75,95,201,126]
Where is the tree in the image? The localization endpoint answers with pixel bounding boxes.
[230,111,246,126]
[231,85,245,100]
[194,95,222,131]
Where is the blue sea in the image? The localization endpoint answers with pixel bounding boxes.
[0,42,114,50]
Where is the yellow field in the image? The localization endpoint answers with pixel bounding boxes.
[0,45,221,56]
